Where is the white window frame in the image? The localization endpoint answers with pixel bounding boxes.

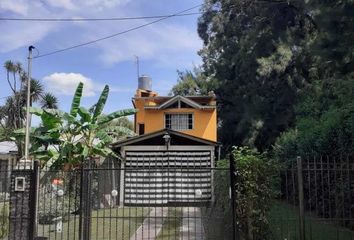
[164,113,194,130]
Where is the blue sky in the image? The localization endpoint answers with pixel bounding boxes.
[0,0,203,123]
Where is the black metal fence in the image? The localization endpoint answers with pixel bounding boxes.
[3,155,353,240]
[0,161,234,240]
[271,156,354,240]
[0,161,10,239]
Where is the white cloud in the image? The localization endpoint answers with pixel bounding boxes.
[0,0,202,69]
[78,0,130,9]
[92,22,202,67]
[45,0,76,10]
[0,0,28,15]
[0,0,133,53]
[44,0,128,11]
[43,72,101,96]
[0,22,54,53]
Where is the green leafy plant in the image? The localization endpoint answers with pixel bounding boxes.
[37,192,76,224]
[218,146,278,240]
[273,74,354,159]
[0,60,58,155]
[14,82,136,169]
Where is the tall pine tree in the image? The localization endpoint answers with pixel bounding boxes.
[198,0,315,151]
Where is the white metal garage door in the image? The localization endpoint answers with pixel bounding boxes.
[124,151,212,205]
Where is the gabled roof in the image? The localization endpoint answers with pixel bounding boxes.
[111,129,218,148]
[144,95,215,110]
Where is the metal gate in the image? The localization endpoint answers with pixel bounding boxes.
[32,155,234,240]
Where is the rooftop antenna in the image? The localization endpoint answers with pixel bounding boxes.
[134,55,140,79]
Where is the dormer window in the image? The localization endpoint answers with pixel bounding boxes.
[165,113,193,130]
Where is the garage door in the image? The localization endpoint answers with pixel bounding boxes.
[124,151,212,205]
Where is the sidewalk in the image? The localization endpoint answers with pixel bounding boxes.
[130,207,168,240]
[180,207,205,240]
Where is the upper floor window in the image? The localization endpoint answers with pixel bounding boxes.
[165,113,193,130]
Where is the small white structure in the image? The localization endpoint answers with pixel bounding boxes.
[112,129,218,206]
[0,141,18,192]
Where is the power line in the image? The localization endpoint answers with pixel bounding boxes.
[34,4,202,59]
[0,12,200,22]
[0,0,286,23]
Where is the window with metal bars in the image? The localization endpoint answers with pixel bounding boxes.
[165,113,193,130]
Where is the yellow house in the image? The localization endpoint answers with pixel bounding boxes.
[112,76,218,206]
[132,76,217,142]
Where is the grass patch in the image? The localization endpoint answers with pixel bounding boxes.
[270,201,354,240]
[156,207,183,240]
[0,202,9,239]
[36,207,150,240]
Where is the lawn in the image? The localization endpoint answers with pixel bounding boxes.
[270,201,354,240]
[0,202,8,239]
[156,207,183,240]
[36,207,150,240]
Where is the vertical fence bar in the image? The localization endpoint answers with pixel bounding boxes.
[29,160,39,240]
[85,160,92,240]
[78,165,83,240]
[229,154,237,240]
[297,156,305,240]
[79,160,92,240]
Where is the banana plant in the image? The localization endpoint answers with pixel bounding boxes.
[19,82,136,169]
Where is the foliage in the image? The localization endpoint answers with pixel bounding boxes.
[194,0,353,156]
[40,93,59,109]
[101,116,134,142]
[272,129,299,161]
[14,82,136,169]
[306,0,354,76]
[218,146,278,240]
[169,67,217,96]
[202,162,233,239]
[274,74,354,159]
[196,0,316,152]
[0,60,58,156]
[37,191,76,224]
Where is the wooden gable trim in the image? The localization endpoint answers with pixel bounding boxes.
[111,129,218,148]
[144,95,206,110]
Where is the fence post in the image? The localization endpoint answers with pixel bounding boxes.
[297,156,305,240]
[229,154,237,240]
[79,160,92,240]
[29,160,40,239]
[9,160,39,240]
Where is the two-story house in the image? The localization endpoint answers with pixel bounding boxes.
[112,76,219,205]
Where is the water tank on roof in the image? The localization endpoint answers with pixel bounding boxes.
[138,75,152,91]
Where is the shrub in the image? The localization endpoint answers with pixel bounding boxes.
[272,128,299,161]
[274,75,354,159]
[220,146,278,240]
[201,162,233,239]
[37,190,77,225]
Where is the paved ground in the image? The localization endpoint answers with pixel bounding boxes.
[130,207,168,240]
[180,207,205,240]
[130,206,205,240]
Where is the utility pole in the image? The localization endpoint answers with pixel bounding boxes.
[24,46,35,162]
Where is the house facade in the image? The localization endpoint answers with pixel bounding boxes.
[132,77,217,141]
[0,141,18,192]
[113,76,218,206]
